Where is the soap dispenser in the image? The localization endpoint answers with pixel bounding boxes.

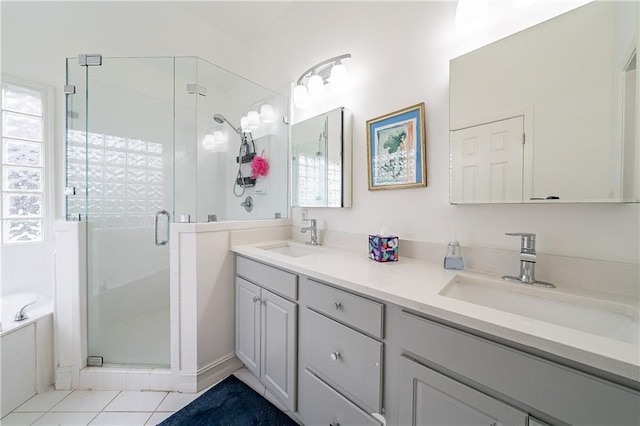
[444,239,464,270]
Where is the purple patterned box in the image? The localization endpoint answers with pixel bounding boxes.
[368,235,399,262]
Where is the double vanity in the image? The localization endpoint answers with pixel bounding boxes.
[232,240,640,426]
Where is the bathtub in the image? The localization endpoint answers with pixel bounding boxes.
[1,292,54,418]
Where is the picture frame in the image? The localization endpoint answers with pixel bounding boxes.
[366,102,427,190]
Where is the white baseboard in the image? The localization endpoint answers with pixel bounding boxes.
[177,354,242,393]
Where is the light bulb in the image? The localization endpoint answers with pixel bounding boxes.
[293,84,310,108]
[260,104,275,123]
[202,133,216,150]
[213,130,224,144]
[240,116,251,133]
[329,62,349,92]
[307,74,325,100]
[248,110,260,129]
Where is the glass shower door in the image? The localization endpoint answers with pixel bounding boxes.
[85,57,174,366]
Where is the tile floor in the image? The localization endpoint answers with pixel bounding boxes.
[1,368,290,426]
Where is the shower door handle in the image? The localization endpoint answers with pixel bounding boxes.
[154,210,170,246]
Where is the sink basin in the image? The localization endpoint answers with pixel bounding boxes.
[440,275,639,345]
[257,242,316,258]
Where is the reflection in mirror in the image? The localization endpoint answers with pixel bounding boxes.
[291,107,352,207]
[450,1,639,204]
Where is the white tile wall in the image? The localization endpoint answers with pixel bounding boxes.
[54,221,86,391]
[79,368,104,390]
[102,369,127,391]
[35,314,54,393]
[0,241,55,297]
[149,369,173,392]
[125,369,151,391]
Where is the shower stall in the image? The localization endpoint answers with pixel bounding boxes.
[64,55,288,367]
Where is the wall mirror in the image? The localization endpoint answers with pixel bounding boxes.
[450,1,639,204]
[291,107,352,207]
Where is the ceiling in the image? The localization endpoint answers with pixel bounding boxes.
[174,1,296,45]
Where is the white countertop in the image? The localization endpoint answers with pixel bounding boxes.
[232,240,640,383]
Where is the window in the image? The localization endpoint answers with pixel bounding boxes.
[1,81,49,243]
[295,152,341,207]
[65,128,165,229]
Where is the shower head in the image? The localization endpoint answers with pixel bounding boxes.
[214,113,243,135]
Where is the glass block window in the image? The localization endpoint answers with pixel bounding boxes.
[295,153,341,207]
[1,82,46,243]
[65,128,165,230]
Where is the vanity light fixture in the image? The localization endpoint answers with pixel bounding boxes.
[213,129,224,144]
[307,73,325,100]
[294,53,351,108]
[293,84,310,108]
[241,101,276,129]
[329,60,349,92]
[259,104,275,123]
[202,128,226,152]
[202,132,216,150]
[240,116,251,133]
[247,110,261,129]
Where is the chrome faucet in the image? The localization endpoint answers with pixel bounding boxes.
[14,301,36,322]
[300,219,320,246]
[502,233,555,288]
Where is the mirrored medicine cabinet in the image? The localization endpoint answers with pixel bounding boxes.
[449,1,639,204]
[291,107,353,208]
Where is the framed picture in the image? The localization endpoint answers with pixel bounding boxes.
[366,102,427,190]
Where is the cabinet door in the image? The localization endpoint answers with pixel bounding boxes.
[235,277,261,376]
[399,356,527,426]
[261,289,297,411]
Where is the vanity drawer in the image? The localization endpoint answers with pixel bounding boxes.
[303,277,384,338]
[300,369,382,426]
[304,308,383,413]
[236,256,297,300]
[401,311,640,426]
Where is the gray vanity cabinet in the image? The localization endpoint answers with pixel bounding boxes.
[400,311,640,426]
[299,277,385,426]
[399,355,528,425]
[235,256,297,411]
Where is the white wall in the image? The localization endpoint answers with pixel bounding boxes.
[451,2,627,202]
[242,1,639,265]
[2,1,638,269]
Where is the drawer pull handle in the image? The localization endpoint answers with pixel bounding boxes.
[330,351,341,362]
[333,302,342,310]
[330,421,340,426]
[252,296,260,303]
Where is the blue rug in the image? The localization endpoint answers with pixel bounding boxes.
[159,374,297,425]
